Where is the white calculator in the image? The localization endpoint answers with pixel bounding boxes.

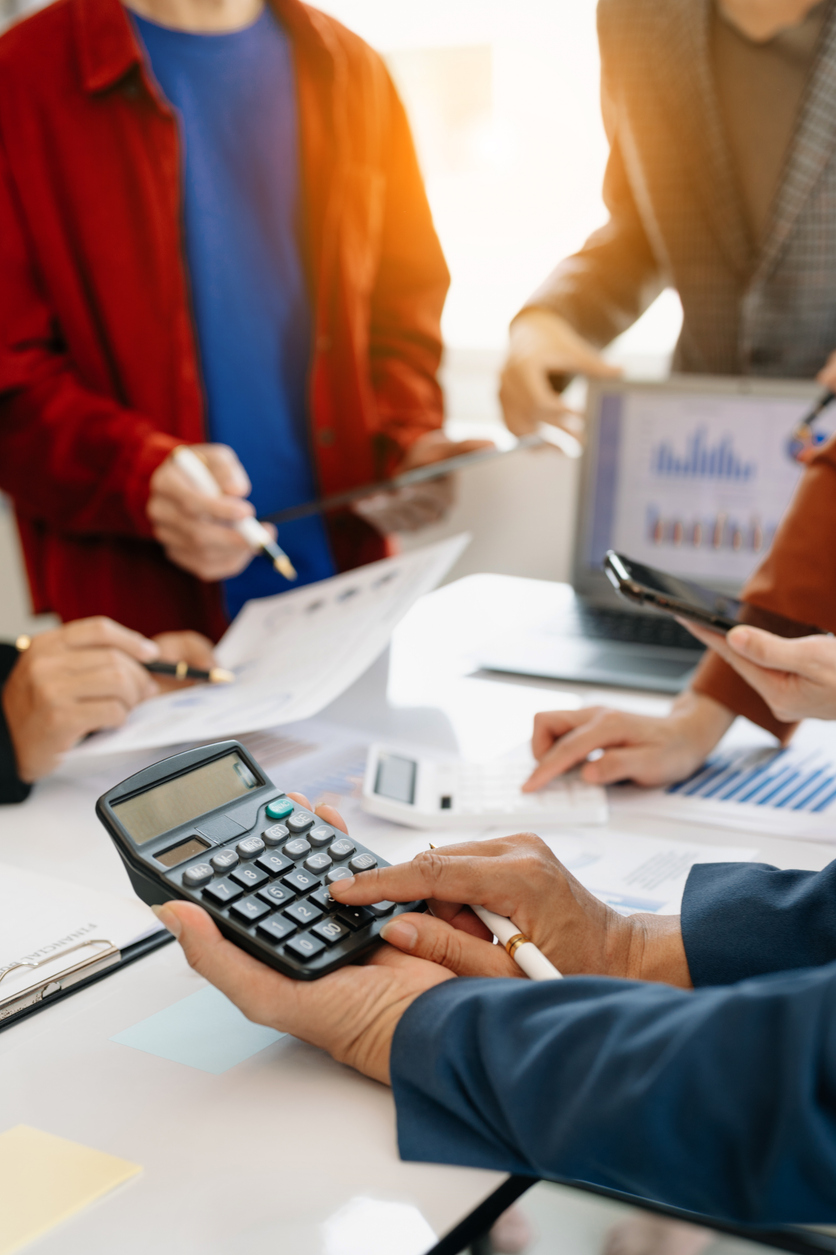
[361,744,608,829]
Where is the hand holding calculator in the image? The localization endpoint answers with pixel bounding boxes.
[96,741,424,980]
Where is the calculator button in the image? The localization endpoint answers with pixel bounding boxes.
[329,838,355,860]
[326,866,354,885]
[368,901,396,917]
[287,811,315,834]
[282,868,320,895]
[335,905,374,930]
[285,899,323,927]
[237,835,265,859]
[230,895,272,924]
[231,864,268,890]
[349,853,378,873]
[183,862,213,888]
[307,825,334,848]
[309,885,337,912]
[255,851,293,877]
[285,932,325,961]
[283,838,311,860]
[210,848,239,873]
[304,852,332,874]
[257,882,296,909]
[262,823,290,847]
[258,915,297,944]
[313,918,351,946]
[266,798,293,821]
[204,878,244,906]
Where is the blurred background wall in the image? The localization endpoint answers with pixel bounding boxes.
[0,0,683,634]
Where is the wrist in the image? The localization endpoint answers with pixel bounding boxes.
[671,690,734,750]
[624,914,692,988]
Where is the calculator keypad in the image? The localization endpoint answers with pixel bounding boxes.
[172,793,422,975]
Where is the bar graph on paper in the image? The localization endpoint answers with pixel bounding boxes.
[612,743,836,841]
[669,747,836,813]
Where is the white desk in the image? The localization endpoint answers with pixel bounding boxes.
[1,574,833,1255]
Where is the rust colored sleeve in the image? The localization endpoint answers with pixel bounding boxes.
[691,440,836,738]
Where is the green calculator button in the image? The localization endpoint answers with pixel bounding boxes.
[266,797,293,820]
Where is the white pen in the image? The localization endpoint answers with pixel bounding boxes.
[428,844,562,981]
[172,445,297,581]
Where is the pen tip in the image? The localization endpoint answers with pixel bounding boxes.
[209,667,235,684]
[275,556,297,580]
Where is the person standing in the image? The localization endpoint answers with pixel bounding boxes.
[500,0,836,438]
[0,0,480,639]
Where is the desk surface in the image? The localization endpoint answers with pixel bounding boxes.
[1,574,833,1255]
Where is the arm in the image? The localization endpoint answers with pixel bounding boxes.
[0,137,176,537]
[0,644,30,803]
[391,963,836,1224]
[691,440,836,739]
[682,859,836,985]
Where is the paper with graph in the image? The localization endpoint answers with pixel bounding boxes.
[70,535,468,757]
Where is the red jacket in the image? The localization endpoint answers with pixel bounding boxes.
[0,0,448,639]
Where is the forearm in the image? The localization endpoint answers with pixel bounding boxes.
[391,967,836,1224]
[0,378,178,536]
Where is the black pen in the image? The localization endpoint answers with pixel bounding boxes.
[144,660,234,684]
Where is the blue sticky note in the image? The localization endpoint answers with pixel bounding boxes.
[111,985,284,1074]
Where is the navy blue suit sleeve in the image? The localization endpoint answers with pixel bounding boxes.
[682,860,836,986]
[391,966,836,1225]
[0,644,30,805]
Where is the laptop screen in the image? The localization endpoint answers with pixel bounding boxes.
[578,380,827,596]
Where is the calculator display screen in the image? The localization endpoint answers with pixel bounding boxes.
[156,836,211,868]
[113,752,261,844]
[374,754,416,805]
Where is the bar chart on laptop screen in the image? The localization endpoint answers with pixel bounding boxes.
[606,390,820,586]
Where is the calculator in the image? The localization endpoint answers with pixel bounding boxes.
[362,744,608,829]
[96,741,424,981]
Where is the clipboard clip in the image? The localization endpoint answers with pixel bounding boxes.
[0,939,121,1021]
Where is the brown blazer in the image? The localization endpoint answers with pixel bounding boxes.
[692,435,836,738]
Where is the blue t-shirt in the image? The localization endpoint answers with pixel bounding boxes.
[133,9,336,619]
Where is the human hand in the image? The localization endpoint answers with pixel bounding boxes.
[148,444,275,581]
[2,617,160,781]
[499,308,619,438]
[150,630,218,692]
[153,793,453,1085]
[521,691,735,791]
[352,431,493,534]
[330,832,691,987]
[682,622,836,723]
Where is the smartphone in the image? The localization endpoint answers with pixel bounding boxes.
[603,550,824,638]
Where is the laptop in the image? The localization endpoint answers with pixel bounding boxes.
[478,374,824,693]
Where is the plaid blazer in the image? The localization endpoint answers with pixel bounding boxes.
[529,0,836,376]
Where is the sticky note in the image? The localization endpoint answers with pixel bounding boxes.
[111,984,283,1074]
[0,1125,140,1255]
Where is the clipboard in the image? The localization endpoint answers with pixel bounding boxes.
[0,931,172,1033]
[259,423,580,527]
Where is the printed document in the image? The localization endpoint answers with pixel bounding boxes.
[70,534,469,757]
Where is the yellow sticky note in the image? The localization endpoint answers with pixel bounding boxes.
[0,1125,141,1255]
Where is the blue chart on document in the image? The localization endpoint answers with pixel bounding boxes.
[613,739,836,842]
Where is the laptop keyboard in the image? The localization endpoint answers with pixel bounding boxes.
[572,606,705,652]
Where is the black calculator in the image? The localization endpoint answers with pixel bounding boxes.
[96,740,424,980]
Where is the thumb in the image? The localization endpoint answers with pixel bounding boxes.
[726,626,809,673]
[381,912,520,978]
